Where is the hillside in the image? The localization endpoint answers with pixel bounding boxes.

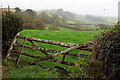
[39,9,117,25]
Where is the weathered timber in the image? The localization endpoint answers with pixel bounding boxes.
[20,45,90,58]
[17,36,91,49]
[54,66,71,77]
[40,51,49,56]
[37,64,51,69]
[17,44,92,52]
[29,62,51,70]
[91,42,97,60]
[13,42,92,52]
[66,53,89,58]
[28,40,39,47]
[17,35,76,47]
[11,51,41,58]
[27,40,49,55]
[16,36,27,66]
[48,59,75,66]
[11,50,89,59]
[79,47,92,51]
[20,45,58,53]
[48,59,84,67]
[9,52,84,67]
[5,33,20,61]
[12,43,90,58]
[52,44,82,57]
[61,52,67,63]
[34,44,82,62]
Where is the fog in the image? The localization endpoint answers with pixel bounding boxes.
[0,0,119,17]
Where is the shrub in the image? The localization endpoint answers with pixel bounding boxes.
[97,24,120,79]
[84,60,105,78]
[2,10,24,57]
[48,24,60,30]
[22,17,33,29]
[32,19,46,30]
[23,17,46,30]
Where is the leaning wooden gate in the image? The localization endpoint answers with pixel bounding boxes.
[5,33,97,75]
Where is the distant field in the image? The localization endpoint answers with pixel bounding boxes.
[46,23,100,31]
[46,24,74,31]
[3,29,102,78]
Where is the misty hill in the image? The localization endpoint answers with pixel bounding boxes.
[40,9,78,22]
[39,9,117,25]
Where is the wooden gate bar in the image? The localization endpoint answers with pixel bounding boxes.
[18,45,58,53]
[48,59,84,67]
[40,51,49,56]
[66,53,89,58]
[28,40,49,56]
[13,44,90,58]
[11,50,90,59]
[17,36,92,51]
[34,44,82,62]
[48,59,75,66]
[13,42,92,52]
[61,52,68,64]
[16,36,27,66]
[5,33,20,61]
[16,44,92,55]
[11,51,41,58]
[28,40,39,47]
[17,36,76,47]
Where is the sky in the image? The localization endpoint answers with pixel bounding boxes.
[0,0,120,17]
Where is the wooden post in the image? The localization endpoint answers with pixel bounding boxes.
[16,36,27,66]
[91,44,95,60]
[61,52,68,64]
[5,33,20,61]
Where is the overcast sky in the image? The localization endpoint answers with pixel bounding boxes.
[0,0,120,17]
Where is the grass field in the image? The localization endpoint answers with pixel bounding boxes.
[3,29,102,78]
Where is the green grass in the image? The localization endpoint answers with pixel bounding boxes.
[46,24,74,31]
[3,29,102,78]
[20,30,100,43]
[66,20,76,24]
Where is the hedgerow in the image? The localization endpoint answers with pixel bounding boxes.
[2,9,24,57]
[98,24,120,79]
